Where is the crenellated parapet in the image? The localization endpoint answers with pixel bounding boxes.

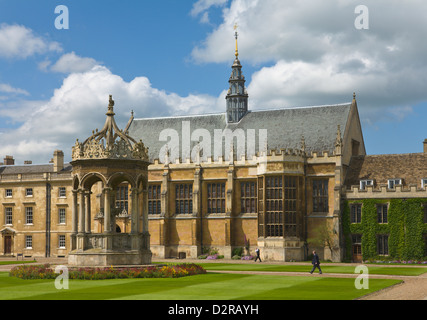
[345,184,427,200]
[148,146,306,171]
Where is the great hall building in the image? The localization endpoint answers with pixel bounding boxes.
[1,36,426,263]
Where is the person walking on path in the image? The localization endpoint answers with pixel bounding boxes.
[310,250,322,274]
[254,247,262,262]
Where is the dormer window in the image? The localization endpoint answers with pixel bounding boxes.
[360,180,373,190]
[388,179,402,189]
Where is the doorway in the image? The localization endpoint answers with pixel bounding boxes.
[351,234,362,262]
[352,244,362,263]
[4,236,12,255]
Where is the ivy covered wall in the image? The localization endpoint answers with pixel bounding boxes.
[342,198,427,261]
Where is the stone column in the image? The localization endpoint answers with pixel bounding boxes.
[78,189,86,234]
[77,189,86,251]
[71,190,78,250]
[130,188,138,234]
[103,187,112,233]
[141,177,149,250]
[161,167,169,216]
[192,165,201,217]
[85,191,92,233]
[141,187,149,234]
[226,166,234,216]
[192,165,202,256]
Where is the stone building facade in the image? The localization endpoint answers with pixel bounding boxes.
[2,39,424,263]
[0,151,73,259]
[343,146,427,262]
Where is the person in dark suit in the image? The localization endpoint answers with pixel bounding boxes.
[310,250,322,274]
[254,247,262,262]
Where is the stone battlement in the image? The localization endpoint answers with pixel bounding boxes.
[345,184,427,199]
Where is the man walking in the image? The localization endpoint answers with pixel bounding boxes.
[254,247,262,262]
[310,250,322,274]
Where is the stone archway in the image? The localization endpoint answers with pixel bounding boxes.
[68,95,151,266]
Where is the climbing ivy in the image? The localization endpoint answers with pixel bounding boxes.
[343,198,427,261]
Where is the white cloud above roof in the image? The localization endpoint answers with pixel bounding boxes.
[50,52,101,74]
[0,23,62,59]
[191,0,427,118]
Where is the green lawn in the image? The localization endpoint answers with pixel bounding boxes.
[0,271,400,300]
[0,261,35,266]
[194,262,427,276]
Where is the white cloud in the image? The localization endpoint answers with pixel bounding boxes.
[190,0,228,17]
[0,24,62,59]
[191,0,427,122]
[50,52,101,74]
[38,59,52,72]
[191,0,229,24]
[0,66,220,164]
[0,83,29,96]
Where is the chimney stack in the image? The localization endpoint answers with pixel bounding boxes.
[53,150,64,172]
[4,155,15,165]
[424,139,427,154]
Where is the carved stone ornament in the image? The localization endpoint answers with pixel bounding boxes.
[72,95,149,161]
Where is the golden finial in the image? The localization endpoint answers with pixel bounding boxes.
[234,23,239,58]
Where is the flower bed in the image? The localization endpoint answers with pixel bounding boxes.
[364,259,427,265]
[9,263,206,280]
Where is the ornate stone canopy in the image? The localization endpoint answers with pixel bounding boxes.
[72,95,149,161]
[68,95,152,266]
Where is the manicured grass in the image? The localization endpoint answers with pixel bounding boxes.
[0,261,35,266]
[195,263,427,276]
[0,271,400,300]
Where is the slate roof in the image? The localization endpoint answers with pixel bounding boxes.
[344,153,427,188]
[128,103,352,162]
[0,163,72,175]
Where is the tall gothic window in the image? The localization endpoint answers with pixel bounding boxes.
[207,183,226,214]
[175,184,193,215]
[377,204,388,224]
[351,204,362,223]
[377,234,389,255]
[312,179,329,213]
[260,175,300,238]
[241,181,257,213]
[265,176,283,237]
[148,184,161,215]
[284,176,297,236]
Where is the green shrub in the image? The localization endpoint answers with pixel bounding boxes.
[232,247,244,257]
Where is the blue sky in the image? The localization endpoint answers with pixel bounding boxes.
[0,0,426,163]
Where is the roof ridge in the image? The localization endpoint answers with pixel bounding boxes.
[249,102,352,113]
[359,152,425,158]
[133,103,352,121]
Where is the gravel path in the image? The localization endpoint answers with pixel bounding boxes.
[358,274,427,300]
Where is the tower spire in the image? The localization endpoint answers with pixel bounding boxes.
[226,24,248,123]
